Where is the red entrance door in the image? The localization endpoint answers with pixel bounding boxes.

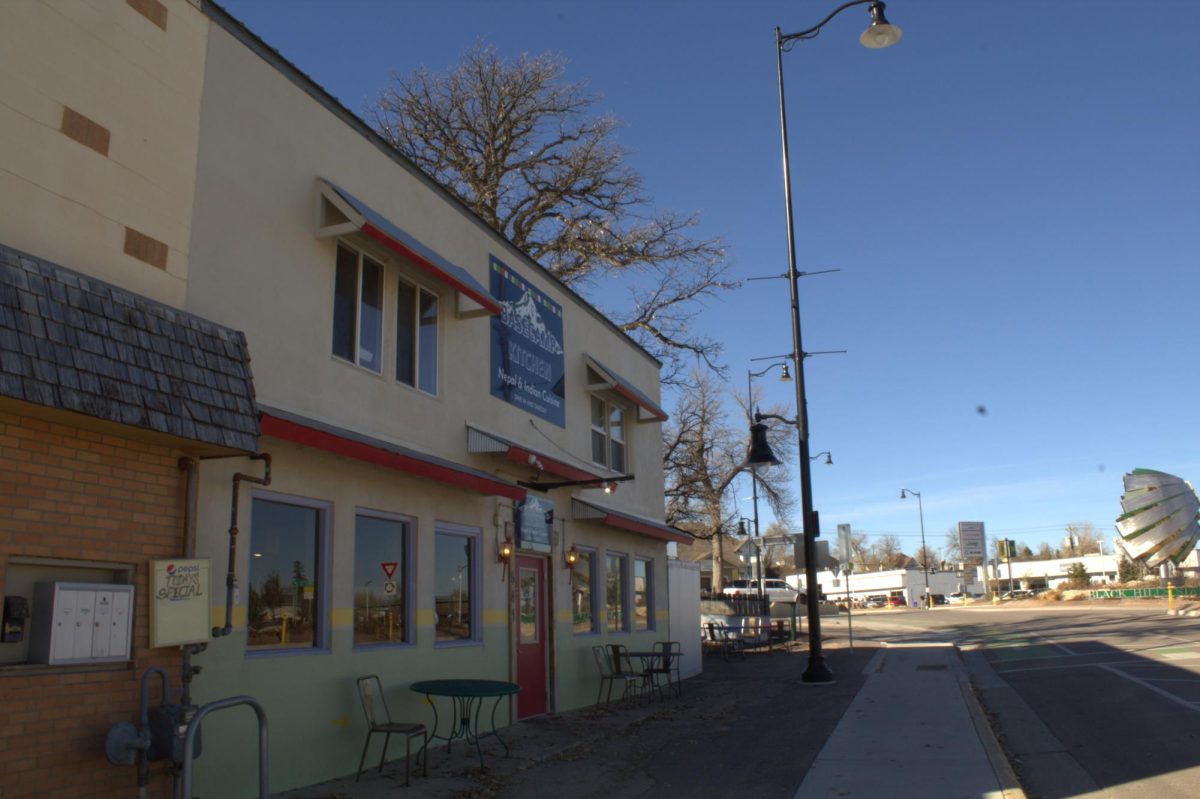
[515,555,548,718]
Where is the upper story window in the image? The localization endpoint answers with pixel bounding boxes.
[396,278,438,394]
[332,244,383,373]
[591,396,626,472]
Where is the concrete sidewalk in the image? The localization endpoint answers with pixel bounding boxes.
[272,638,1023,799]
[793,643,1024,799]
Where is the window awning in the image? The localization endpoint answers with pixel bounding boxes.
[261,407,525,501]
[584,354,668,423]
[316,178,500,316]
[571,498,691,545]
[467,425,609,483]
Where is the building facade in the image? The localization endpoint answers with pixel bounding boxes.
[0,2,685,797]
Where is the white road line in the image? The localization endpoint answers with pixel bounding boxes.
[995,659,1147,674]
[1098,664,1200,712]
[1134,677,1200,684]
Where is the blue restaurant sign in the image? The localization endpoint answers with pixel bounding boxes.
[515,496,553,553]
[489,255,565,426]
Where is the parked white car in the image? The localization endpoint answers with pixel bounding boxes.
[722,579,801,603]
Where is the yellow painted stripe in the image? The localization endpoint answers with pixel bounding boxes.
[482,609,509,625]
[331,608,353,627]
[415,609,436,626]
[556,609,574,623]
[211,606,245,627]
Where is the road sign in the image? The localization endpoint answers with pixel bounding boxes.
[957,521,986,560]
[383,581,397,595]
[381,562,398,578]
[836,524,852,565]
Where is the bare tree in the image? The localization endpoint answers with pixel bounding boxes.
[867,535,906,570]
[1034,541,1058,560]
[663,372,794,590]
[943,528,962,564]
[369,44,734,380]
[1064,522,1104,556]
[915,543,940,572]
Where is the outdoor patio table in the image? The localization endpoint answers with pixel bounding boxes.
[409,679,520,767]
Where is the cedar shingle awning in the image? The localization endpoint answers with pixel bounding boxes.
[0,243,258,452]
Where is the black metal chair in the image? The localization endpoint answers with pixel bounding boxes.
[648,640,682,698]
[355,675,427,785]
[592,645,641,705]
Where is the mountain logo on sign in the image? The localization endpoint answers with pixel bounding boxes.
[502,289,563,355]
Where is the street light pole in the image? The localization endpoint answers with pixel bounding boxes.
[900,489,930,607]
[775,0,901,684]
[746,363,790,605]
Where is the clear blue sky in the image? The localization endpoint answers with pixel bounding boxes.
[216,0,1199,557]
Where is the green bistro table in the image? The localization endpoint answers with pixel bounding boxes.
[409,679,521,766]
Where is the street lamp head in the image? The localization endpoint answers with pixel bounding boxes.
[747,422,782,473]
[780,362,792,382]
[860,1,903,49]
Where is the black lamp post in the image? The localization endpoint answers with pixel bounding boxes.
[774,0,902,683]
[745,362,791,603]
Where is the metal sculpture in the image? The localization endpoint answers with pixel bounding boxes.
[1115,469,1200,567]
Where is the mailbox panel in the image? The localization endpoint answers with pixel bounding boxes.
[30,582,135,665]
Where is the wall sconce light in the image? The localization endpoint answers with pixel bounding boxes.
[564,544,579,569]
[498,536,513,563]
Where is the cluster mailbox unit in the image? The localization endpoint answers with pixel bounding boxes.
[29,582,135,665]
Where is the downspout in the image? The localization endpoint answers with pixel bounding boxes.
[212,454,271,638]
[177,458,206,702]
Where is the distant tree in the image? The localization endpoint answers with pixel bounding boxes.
[915,544,940,572]
[1118,556,1147,583]
[1063,522,1104,556]
[662,371,795,591]
[1034,542,1058,561]
[260,571,286,618]
[943,529,962,565]
[370,43,733,381]
[867,535,907,570]
[1015,545,1034,561]
[1066,562,1091,589]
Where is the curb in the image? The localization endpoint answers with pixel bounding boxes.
[953,647,1029,799]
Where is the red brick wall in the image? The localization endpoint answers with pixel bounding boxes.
[0,409,185,799]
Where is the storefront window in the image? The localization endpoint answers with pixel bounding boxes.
[634,558,652,631]
[572,549,596,634]
[606,553,627,632]
[435,529,476,642]
[353,512,409,646]
[247,497,325,651]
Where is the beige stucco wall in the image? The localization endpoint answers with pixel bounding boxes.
[0,0,207,306]
[186,22,665,520]
[190,441,673,794]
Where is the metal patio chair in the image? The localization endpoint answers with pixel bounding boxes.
[356,674,428,786]
[592,645,641,706]
[647,640,683,698]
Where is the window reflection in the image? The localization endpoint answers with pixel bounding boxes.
[435,532,474,641]
[572,550,594,634]
[247,498,320,650]
[353,514,407,646]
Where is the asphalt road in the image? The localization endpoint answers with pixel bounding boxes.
[831,603,1200,799]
